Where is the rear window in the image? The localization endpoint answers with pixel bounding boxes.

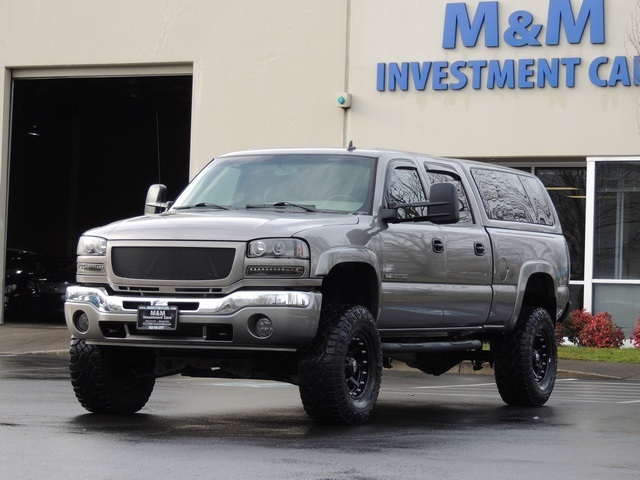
[471,169,555,226]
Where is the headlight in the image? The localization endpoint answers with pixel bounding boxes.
[77,236,108,256]
[247,239,309,259]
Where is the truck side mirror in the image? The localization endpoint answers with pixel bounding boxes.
[428,182,459,225]
[144,184,172,214]
[379,182,460,224]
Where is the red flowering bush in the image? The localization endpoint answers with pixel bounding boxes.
[556,308,591,345]
[556,309,625,348]
[577,312,625,348]
[631,315,640,348]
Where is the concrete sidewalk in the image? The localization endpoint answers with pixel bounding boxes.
[2,322,640,381]
[0,322,70,356]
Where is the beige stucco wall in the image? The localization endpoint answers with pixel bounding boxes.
[348,0,640,158]
[0,0,638,324]
[0,0,350,176]
[0,0,638,170]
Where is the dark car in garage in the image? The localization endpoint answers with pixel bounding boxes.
[4,249,75,321]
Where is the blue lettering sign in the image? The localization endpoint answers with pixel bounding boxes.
[590,56,635,87]
[443,2,499,48]
[504,11,542,47]
[561,57,581,87]
[547,0,605,45]
[589,57,608,86]
[518,59,536,88]
[376,63,386,92]
[376,1,637,92]
[487,60,515,89]
[389,62,409,91]
[433,62,449,90]
[410,62,432,90]
[443,0,605,48]
[450,61,468,90]
[609,56,632,87]
[538,58,560,88]
[468,60,488,89]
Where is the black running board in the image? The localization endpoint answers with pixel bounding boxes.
[381,339,483,354]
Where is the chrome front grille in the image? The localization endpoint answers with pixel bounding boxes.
[111,246,236,281]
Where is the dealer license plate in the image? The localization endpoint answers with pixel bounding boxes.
[137,305,178,331]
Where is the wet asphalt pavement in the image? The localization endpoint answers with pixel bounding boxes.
[1,352,640,480]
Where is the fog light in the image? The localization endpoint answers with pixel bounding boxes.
[254,316,273,338]
[74,312,90,333]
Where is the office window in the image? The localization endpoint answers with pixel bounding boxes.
[536,167,586,282]
[593,162,640,279]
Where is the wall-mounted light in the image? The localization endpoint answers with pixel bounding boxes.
[336,92,352,109]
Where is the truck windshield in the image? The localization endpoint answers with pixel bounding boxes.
[172,154,377,214]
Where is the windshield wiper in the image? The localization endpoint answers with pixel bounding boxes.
[246,202,316,212]
[174,202,232,210]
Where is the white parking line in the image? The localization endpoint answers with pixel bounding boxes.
[384,379,640,405]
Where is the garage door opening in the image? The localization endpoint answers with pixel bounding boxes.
[5,75,192,322]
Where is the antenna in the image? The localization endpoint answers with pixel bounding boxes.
[347,140,356,152]
[155,112,161,184]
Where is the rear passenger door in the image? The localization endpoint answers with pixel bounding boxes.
[423,164,493,327]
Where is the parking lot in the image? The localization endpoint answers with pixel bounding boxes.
[1,351,639,480]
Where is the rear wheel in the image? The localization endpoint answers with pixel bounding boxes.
[69,338,156,414]
[298,304,382,425]
[493,307,557,406]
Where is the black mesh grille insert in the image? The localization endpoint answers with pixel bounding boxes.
[111,247,235,281]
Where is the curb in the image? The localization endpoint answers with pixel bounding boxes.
[0,349,68,357]
[556,369,622,381]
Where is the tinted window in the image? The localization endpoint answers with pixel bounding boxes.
[594,161,640,279]
[387,167,428,220]
[536,166,586,281]
[424,170,473,224]
[472,169,555,225]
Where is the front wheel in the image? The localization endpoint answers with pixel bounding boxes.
[69,339,156,414]
[298,304,382,425]
[493,307,557,406]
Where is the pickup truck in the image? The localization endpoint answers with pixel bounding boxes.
[65,147,571,425]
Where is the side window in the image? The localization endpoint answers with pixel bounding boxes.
[471,168,555,226]
[519,175,555,226]
[387,166,428,220]
[424,169,473,224]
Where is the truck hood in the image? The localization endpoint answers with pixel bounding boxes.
[83,210,361,242]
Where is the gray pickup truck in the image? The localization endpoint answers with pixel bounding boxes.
[65,147,570,425]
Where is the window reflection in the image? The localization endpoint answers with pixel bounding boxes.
[594,162,640,280]
[536,167,586,282]
[387,167,428,220]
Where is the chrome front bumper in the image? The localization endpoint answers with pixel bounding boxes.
[65,286,322,350]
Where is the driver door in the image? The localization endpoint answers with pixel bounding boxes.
[377,161,446,329]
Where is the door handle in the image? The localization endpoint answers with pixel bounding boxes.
[432,238,444,254]
[474,242,485,256]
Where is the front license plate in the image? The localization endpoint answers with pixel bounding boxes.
[137,305,178,331]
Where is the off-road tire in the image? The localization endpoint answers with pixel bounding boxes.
[298,304,382,425]
[493,307,557,406]
[69,338,156,414]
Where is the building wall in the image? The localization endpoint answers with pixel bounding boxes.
[348,0,640,158]
[0,1,638,169]
[0,0,350,176]
[1,1,639,330]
